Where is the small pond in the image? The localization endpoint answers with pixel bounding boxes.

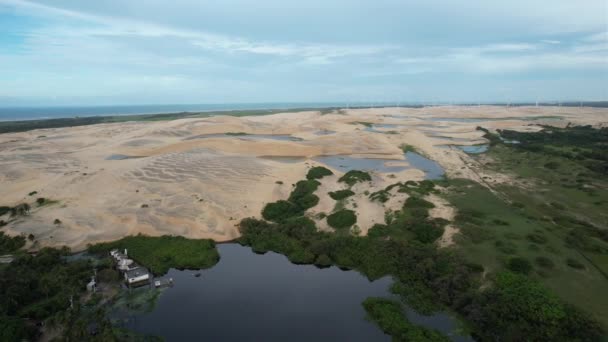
[117,244,468,341]
[185,134,302,142]
[314,155,409,173]
[314,153,445,180]
[364,123,403,133]
[405,152,445,179]
[458,144,489,154]
[314,129,336,135]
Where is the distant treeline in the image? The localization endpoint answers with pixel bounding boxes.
[0,107,329,134]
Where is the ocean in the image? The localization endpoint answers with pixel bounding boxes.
[0,103,354,121]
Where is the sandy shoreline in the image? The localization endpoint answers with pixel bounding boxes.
[1,105,606,250]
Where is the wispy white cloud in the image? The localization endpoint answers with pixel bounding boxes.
[392,38,608,74]
[1,0,391,64]
[1,0,607,104]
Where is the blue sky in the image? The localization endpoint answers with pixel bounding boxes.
[0,0,606,105]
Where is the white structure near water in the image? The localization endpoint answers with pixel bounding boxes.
[110,249,151,285]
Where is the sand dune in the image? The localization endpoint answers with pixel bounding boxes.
[0,105,605,250]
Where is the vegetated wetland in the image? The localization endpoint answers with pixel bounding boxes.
[1,105,607,340]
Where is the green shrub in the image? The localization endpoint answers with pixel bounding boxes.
[0,206,10,216]
[306,166,334,180]
[492,218,510,226]
[405,196,435,209]
[507,257,532,275]
[362,298,449,341]
[314,254,332,268]
[328,189,355,200]
[327,209,357,229]
[565,258,586,270]
[0,232,26,254]
[288,180,321,210]
[368,224,389,238]
[399,144,418,153]
[535,256,555,269]
[410,221,444,244]
[262,200,300,223]
[527,233,548,244]
[467,272,604,341]
[544,161,560,170]
[338,170,371,186]
[369,190,390,203]
[495,240,517,254]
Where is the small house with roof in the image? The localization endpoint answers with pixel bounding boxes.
[124,267,151,285]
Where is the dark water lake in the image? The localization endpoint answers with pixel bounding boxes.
[121,244,469,342]
[123,244,392,341]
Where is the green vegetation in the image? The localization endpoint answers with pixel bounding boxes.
[35,197,58,207]
[443,125,608,329]
[224,132,248,136]
[362,298,448,341]
[262,200,300,223]
[262,179,321,223]
[338,170,372,186]
[369,189,390,203]
[239,212,600,340]
[0,232,26,254]
[306,166,334,180]
[399,143,418,153]
[9,203,30,217]
[0,247,97,339]
[89,235,219,275]
[0,206,10,216]
[0,107,336,134]
[352,121,374,128]
[238,126,606,340]
[328,189,355,200]
[499,125,608,174]
[465,272,603,341]
[327,209,357,230]
[506,257,532,274]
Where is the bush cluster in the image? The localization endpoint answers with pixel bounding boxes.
[326,209,357,230]
[306,166,333,180]
[338,170,371,186]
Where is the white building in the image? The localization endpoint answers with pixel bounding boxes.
[124,267,151,285]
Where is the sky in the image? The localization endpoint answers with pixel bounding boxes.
[0,0,607,106]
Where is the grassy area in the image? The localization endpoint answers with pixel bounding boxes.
[440,126,608,329]
[88,235,219,275]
